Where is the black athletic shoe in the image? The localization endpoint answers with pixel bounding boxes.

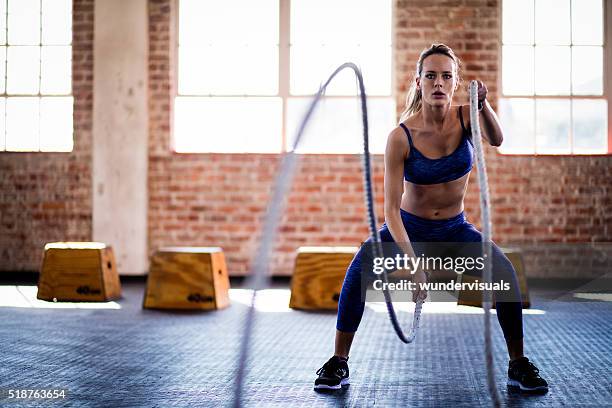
[314,356,350,390]
[507,357,549,393]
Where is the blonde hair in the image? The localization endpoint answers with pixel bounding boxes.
[399,43,462,123]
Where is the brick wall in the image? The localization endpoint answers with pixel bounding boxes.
[148,0,611,277]
[0,0,93,271]
[1,0,610,278]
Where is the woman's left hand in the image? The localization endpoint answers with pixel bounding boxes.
[475,80,488,104]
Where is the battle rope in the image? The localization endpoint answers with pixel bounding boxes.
[233,67,501,407]
[233,62,422,406]
[469,80,502,407]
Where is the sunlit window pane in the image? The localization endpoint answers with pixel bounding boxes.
[6,97,39,151]
[286,97,395,154]
[291,0,391,96]
[0,98,5,150]
[291,44,391,96]
[535,99,570,154]
[0,1,6,45]
[178,0,207,44]
[41,46,71,94]
[498,98,535,154]
[535,0,570,45]
[502,46,534,95]
[572,0,602,45]
[40,97,73,152]
[178,0,278,96]
[179,0,278,45]
[502,0,534,45]
[174,97,282,153]
[572,99,607,154]
[0,47,5,93]
[178,44,277,95]
[176,0,391,153]
[501,0,607,155]
[2,1,73,152]
[571,46,602,95]
[291,0,391,45]
[7,46,40,94]
[535,46,570,95]
[8,0,40,45]
[42,0,72,45]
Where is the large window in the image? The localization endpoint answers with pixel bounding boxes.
[0,0,73,152]
[175,0,394,154]
[499,0,610,154]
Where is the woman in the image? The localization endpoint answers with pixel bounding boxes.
[314,44,548,393]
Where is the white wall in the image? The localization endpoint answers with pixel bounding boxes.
[93,0,149,275]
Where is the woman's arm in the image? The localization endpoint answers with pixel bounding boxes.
[479,99,504,147]
[384,128,416,258]
[466,80,504,147]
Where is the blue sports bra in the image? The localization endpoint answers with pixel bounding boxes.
[400,105,474,185]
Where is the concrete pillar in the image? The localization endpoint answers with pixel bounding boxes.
[92,0,148,275]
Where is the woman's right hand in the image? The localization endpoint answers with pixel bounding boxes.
[412,269,428,302]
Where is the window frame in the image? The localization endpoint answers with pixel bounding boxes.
[0,0,74,153]
[497,0,612,155]
[172,0,395,154]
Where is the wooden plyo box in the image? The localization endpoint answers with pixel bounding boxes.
[37,242,121,302]
[289,246,357,311]
[143,247,230,310]
[457,247,531,308]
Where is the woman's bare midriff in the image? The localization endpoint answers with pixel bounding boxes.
[400,172,470,219]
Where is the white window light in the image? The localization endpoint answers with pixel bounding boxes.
[1,0,74,153]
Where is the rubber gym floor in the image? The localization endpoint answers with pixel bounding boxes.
[1,278,610,408]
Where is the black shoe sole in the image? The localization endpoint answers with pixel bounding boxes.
[314,378,350,391]
[507,379,549,393]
